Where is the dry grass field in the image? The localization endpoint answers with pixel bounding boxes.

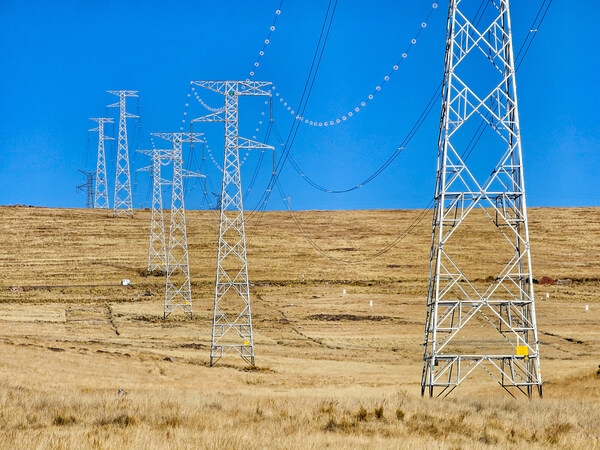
[0,205,599,448]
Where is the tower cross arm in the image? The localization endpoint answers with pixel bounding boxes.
[191,80,272,96]
[237,136,274,150]
[191,112,225,123]
[182,169,206,178]
[136,149,173,158]
[107,90,139,97]
[151,132,204,143]
[237,80,272,96]
[88,127,115,139]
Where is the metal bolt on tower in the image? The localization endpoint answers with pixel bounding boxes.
[152,132,204,319]
[108,90,138,217]
[137,148,173,273]
[422,0,542,397]
[76,169,96,209]
[89,118,114,209]
[191,80,274,366]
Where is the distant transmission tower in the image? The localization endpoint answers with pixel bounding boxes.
[422,0,542,397]
[108,90,138,217]
[152,132,204,318]
[137,148,172,272]
[76,169,96,209]
[191,81,274,366]
[89,117,114,209]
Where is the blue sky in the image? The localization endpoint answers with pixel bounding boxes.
[0,0,598,210]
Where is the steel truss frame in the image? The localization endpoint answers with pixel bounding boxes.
[108,90,138,217]
[77,169,96,209]
[152,132,204,319]
[137,148,173,273]
[191,80,274,366]
[89,118,113,209]
[422,0,542,398]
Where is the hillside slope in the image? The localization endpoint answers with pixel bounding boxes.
[0,206,598,448]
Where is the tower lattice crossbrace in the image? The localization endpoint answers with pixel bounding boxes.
[152,132,204,319]
[108,90,138,217]
[422,0,542,398]
[89,117,113,209]
[137,148,172,273]
[191,81,274,366]
[76,169,96,209]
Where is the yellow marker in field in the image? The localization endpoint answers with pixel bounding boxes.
[185,301,189,305]
[244,341,250,346]
[516,345,529,356]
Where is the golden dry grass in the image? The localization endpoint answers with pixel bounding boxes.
[0,205,599,448]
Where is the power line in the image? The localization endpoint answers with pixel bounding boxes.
[282,0,552,195]
[247,0,339,221]
[270,2,440,127]
[267,0,554,265]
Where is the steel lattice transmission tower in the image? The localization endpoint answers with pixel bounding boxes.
[192,81,274,366]
[137,148,173,273]
[108,90,138,217]
[422,0,542,397]
[89,117,114,209]
[77,169,96,209]
[152,132,204,318]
